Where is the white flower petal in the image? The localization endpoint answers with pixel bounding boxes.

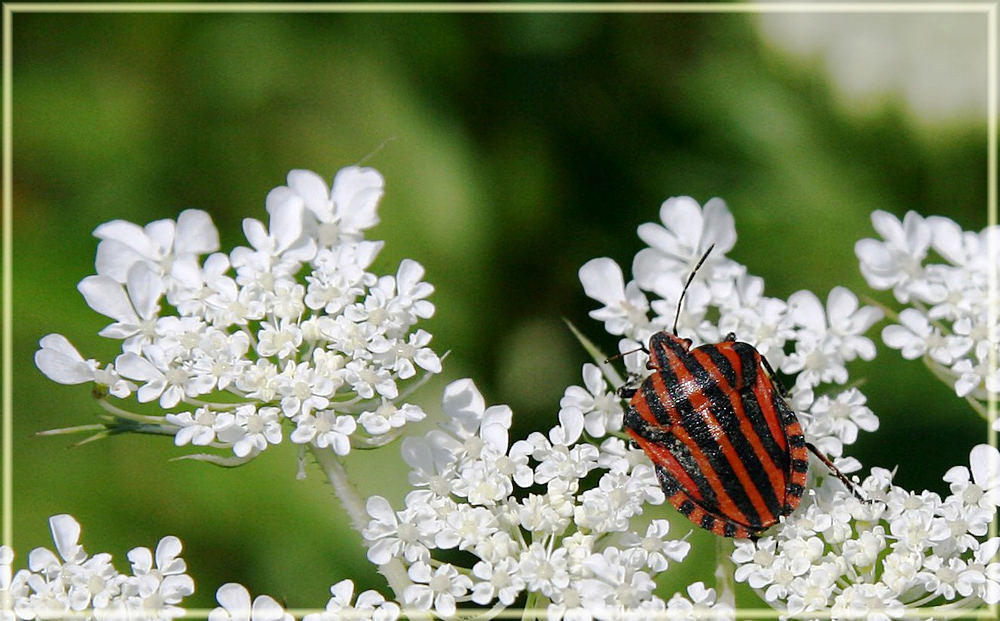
[242,218,269,251]
[286,169,329,217]
[125,261,164,320]
[871,210,905,247]
[397,259,426,294]
[826,286,859,322]
[579,258,626,306]
[787,290,825,333]
[48,514,84,563]
[441,378,486,430]
[155,535,185,572]
[78,275,138,323]
[115,352,161,382]
[267,199,304,253]
[657,196,704,249]
[215,583,251,620]
[366,495,396,525]
[367,538,396,566]
[251,595,288,621]
[332,166,383,233]
[970,444,1000,491]
[94,239,148,282]
[174,209,220,255]
[701,197,737,254]
[128,546,153,572]
[631,247,676,290]
[35,334,93,384]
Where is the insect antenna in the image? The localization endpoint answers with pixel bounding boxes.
[672,244,715,336]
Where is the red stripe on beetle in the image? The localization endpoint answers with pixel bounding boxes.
[689,347,785,523]
[669,349,777,528]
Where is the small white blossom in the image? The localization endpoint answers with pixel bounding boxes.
[665,582,734,621]
[631,196,737,294]
[166,407,235,447]
[805,388,879,456]
[578,258,652,338]
[403,562,471,618]
[209,584,292,621]
[943,444,1000,509]
[471,557,524,606]
[94,209,219,286]
[34,334,133,398]
[302,579,400,621]
[882,308,972,364]
[783,287,881,390]
[362,496,436,566]
[855,210,933,301]
[618,519,690,572]
[559,363,623,438]
[517,543,570,599]
[6,515,193,621]
[216,405,283,458]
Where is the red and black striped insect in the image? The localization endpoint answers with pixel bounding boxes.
[620,248,861,538]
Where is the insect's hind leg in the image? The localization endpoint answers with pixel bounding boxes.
[760,355,791,398]
[806,442,867,502]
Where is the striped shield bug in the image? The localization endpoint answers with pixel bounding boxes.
[620,247,862,538]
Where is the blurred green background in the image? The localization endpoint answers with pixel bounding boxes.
[10,8,990,611]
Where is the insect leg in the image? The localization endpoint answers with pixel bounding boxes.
[604,343,648,365]
[759,355,791,398]
[806,442,867,502]
[610,343,651,398]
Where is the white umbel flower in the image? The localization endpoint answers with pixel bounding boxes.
[36,166,443,462]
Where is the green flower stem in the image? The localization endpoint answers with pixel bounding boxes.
[521,591,548,621]
[714,536,736,609]
[96,398,174,426]
[309,447,428,618]
[564,318,625,388]
[34,423,107,436]
[472,601,509,621]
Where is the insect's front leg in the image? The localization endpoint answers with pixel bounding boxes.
[616,367,647,400]
[608,342,650,399]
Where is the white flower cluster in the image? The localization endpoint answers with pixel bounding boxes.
[1,515,194,621]
[580,196,883,462]
[855,210,1000,403]
[208,581,400,621]
[204,580,738,621]
[361,378,703,619]
[731,443,1000,618]
[34,167,442,461]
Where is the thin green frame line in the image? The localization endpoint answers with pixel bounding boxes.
[1,3,996,620]
[2,2,999,12]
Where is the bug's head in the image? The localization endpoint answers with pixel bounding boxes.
[649,330,693,357]
[671,245,715,337]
